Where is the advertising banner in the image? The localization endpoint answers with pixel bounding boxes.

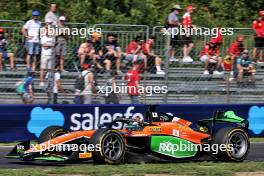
[0,104,263,142]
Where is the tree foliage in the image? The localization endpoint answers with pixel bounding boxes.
[0,0,263,27]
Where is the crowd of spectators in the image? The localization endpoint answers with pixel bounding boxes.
[166,4,264,84]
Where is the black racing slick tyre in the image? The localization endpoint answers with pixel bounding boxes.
[38,126,68,143]
[91,129,125,164]
[212,127,250,162]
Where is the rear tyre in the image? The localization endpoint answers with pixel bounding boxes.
[212,127,250,162]
[91,129,125,164]
[38,126,68,143]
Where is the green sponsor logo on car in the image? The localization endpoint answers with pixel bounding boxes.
[150,136,197,158]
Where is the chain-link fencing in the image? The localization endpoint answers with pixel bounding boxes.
[0,20,263,104]
[152,26,263,104]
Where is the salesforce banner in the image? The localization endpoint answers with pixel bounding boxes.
[0,104,263,142]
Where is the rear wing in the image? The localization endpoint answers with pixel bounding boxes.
[198,110,249,136]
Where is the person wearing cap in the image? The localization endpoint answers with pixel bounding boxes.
[166,4,182,62]
[90,32,107,71]
[45,3,59,26]
[200,38,223,75]
[22,10,41,72]
[182,5,195,63]
[56,16,69,72]
[236,50,256,87]
[227,36,245,76]
[81,64,96,104]
[40,18,53,38]
[252,11,264,63]
[0,28,15,71]
[91,32,102,55]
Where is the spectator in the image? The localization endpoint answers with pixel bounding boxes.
[237,50,256,87]
[210,27,223,48]
[126,36,142,55]
[125,61,141,104]
[200,39,224,75]
[103,34,122,74]
[228,36,245,76]
[78,39,94,66]
[125,36,146,67]
[45,3,59,26]
[39,25,56,87]
[166,4,182,62]
[105,71,119,104]
[91,32,107,71]
[46,66,63,104]
[142,36,165,75]
[252,11,264,63]
[22,10,41,72]
[56,16,69,72]
[21,68,34,104]
[182,5,195,63]
[81,64,96,104]
[91,32,103,56]
[0,28,15,71]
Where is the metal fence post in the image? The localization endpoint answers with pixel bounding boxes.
[226,74,230,104]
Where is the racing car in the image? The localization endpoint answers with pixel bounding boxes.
[6,106,250,164]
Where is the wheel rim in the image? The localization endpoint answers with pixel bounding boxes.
[228,132,248,158]
[102,133,123,161]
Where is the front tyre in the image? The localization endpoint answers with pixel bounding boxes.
[38,126,80,161]
[213,127,250,162]
[91,129,125,164]
[38,126,68,143]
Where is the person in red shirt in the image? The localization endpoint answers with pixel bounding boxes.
[125,61,141,104]
[182,5,195,63]
[141,36,165,75]
[210,27,223,45]
[125,36,146,67]
[252,10,264,63]
[200,39,223,75]
[228,36,245,73]
[126,36,141,55]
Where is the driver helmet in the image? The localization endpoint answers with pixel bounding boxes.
[132,116,144,126]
